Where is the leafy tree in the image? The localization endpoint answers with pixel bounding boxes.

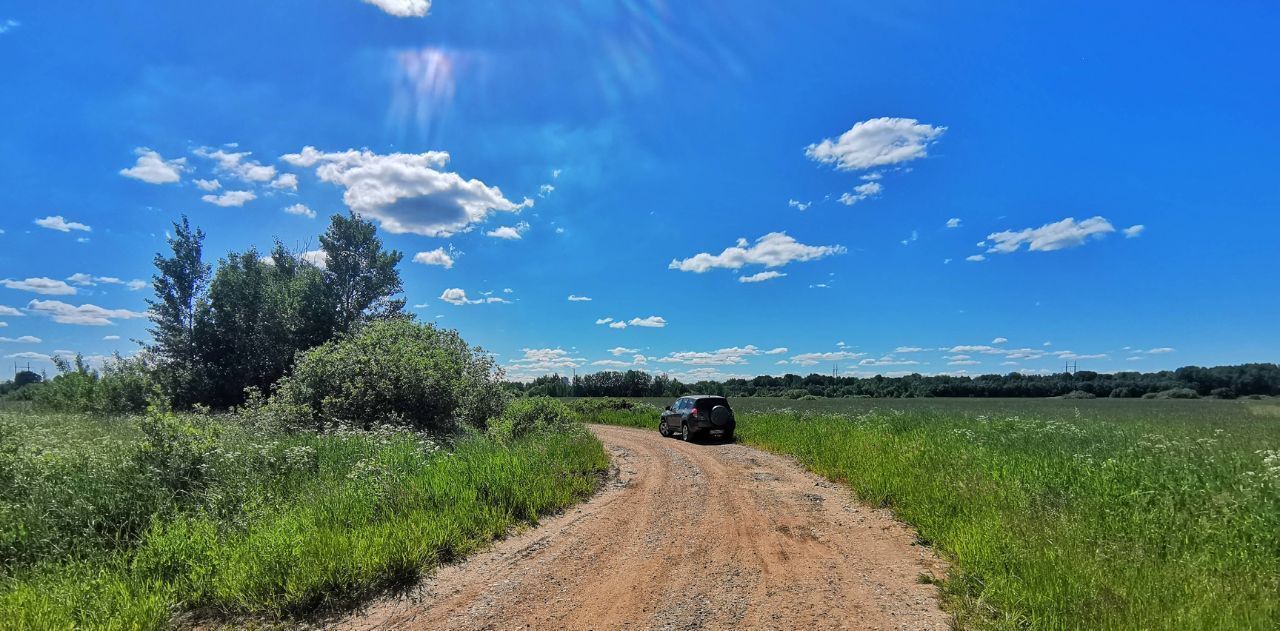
[319,212,404,332]
[147,216,211,408]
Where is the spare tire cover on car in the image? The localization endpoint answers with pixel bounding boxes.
[710,404,734,427]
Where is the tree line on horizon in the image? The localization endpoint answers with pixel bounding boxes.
[505,363,1280,400]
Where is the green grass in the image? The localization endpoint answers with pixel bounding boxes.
[582,397,1280,630]
[0,408,609,629]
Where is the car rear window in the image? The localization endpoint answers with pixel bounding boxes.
[695,397,729,411]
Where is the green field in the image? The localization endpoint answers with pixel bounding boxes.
[0,405,608,629]
[579,397,1280,630]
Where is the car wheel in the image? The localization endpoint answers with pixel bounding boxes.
[722,431,734,443]
[682,423,692,442]
[659,421,669,437]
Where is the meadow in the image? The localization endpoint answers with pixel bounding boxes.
[578,397,1280,630]
[0,403,608,629]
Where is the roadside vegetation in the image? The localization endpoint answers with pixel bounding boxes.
[581,397,1280,630]
[0,214,608,629]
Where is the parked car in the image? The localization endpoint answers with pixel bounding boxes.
[659,395,735,442]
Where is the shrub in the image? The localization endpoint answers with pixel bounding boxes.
[1210,387,1238,399]
[1062,390,1097,399]
[268,319,505,432]
[1155,388,1201,399]
[1109,386,1136,398]
[489,397,578,441]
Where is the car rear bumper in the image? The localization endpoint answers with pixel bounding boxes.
[693,418,735,434]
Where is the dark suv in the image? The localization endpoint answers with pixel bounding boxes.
[659,395,735,442]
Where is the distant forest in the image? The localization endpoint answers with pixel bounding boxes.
[506,363,1280,400]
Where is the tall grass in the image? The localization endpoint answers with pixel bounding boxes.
[586,398,1280,629]
[0,408,608,629]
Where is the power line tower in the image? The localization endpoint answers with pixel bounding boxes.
[1064,360,1078,375]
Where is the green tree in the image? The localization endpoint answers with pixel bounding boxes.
[320,212,405,332]
[147,216,211,408]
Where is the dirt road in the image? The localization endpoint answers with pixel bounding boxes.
[331,424,949,630]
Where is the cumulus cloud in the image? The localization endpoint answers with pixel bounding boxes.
[283,203,316,219]
[299,250,328,269]
[35,216,91,233]
[1146,347,1175,354]
[992,337,1008,344]
[103,335,121,341]
[782,350,866,366]
[67,274,146,291]
[627,316,666,328]
[657,345,769,366]
[439,288,507,305]
[194,178,221,191]
[201,190,257,207]
[412,247,455,269]
[859,357,921,367]
[669,232,844,274]
[281,147,531,237]
[486,222,530,240]
[608,321,627,329]
[805,117,946,171]
[362,0,430,17]
[608,346,638,356]
[4,351,46,360]
[985,216,1116,255]
[538,184,555,198]
[595,317,614,325]
[1,277,76,295]
[194,147,276,183]
[838,181,882,206]
[0,335,40,343]
[765,347,788,355]
[894,346,927,353]
[739,271,786,283]
[0,306,22,317]
[788,199,811,211]
[119,148,186,184]
[966,254,986,262]
[946,217,962,228]
[26,299,146,326]
[270,173,299,191]
[567,295,592,301]
[1123,224,1145,238]
[507,347,582,373]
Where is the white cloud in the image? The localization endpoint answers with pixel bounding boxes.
[194,147,276,183]
[627,316,666,328]
[300,250,328,269]
[508,347,582,373]
[486,221,530,240]
[412,248,455,269]
[783,350,866,366]
[270,173,299,191]
[1123,224,1145,238]
[201,190,257,207]
[608,321,627,329]
[805,117,946,171]
[608,346,638,356]
[438,288,508,306]
[948,359,980,366]
[658,345,764,366]
[1,278,76,295]
[362,0,430,17]
[765,347,788,355]
[35,216,91,233]
[26,299,146,326]
[194,178,221,191]
[739,271,786,283]
[788,199,811,211]
[992,337,1008,344]
[859,357,921,367]
[103,335,121,341]
[894,346,927,353]
[0,306,22,316]
[4,352,46,361]
[1146,347,1175,354]
[0,335,40,343]
[126,280,148,291]
[0,19,20,34]
[283,203,316,219]
[281,147,531,237]
[119,148,186,184]
[946,217,962,229]
[595,317,614,325]
[669,232,844,273]
[838,181,882,206]
[900,229,919,246]
[985,216,1115,255]
[538,184,555,198]
[567,295,592,301]
[591,359,632,368]
[966,254,986,262]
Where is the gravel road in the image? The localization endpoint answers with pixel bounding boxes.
[330,424,949,630]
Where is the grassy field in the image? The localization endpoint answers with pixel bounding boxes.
[0,405,609,629]
[577,397,1280,630]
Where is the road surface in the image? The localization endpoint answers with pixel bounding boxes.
[331,424,949,630]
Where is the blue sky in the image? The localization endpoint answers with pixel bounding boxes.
[2,1,1278,381]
